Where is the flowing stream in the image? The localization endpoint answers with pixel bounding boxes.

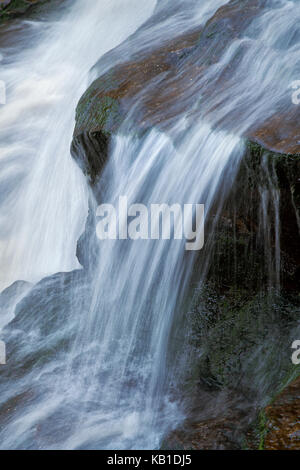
[0,0,157,290]
[0,0,299,450]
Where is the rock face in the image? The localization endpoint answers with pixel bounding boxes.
[0,269,93,447]
[0,1,11,9]
[163,416,244,450]
[264,377,300,450]
[71,0,300,450]
[161,144,300,450]
[0,0,63,23]
[72,0,300,185]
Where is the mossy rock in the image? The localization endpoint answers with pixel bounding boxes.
[0,0,63,24]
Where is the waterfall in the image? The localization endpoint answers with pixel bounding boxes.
[259,154,281,291]
[61,123,243,450]
[0,0,299,450]
[0,0,157,290]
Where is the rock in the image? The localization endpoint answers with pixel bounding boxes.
[0,0,64,23]
[0,270,91,399]
[0,1,11,9]
[0,269,92,446]
[72,0,300,185]
[162,142,300,450]
[0,280,32,329]
[263,377,300,450]
[69,0,300,450]
[163,416,243,450]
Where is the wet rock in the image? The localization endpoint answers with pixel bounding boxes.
[76,204,100,269]
[163,416,242,450]
[0,280,31,309]
[0,1,11,9]
[0,269,92,437]
[162,386,257,450]
[69,0,300,449]
[0,280,32,329]
[165,144,300,450]
[0,270,91,381]
[263,377,300,450]
[0,0,65,24]
[71,129,110,186]
[72,0,300,183]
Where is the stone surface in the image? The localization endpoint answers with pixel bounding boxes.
[264,377,300,450]
[0,0,63,22]
[73,0,300,180]
[162,143,300,450]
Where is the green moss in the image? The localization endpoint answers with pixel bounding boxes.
[0,0,48,23]
[76,95,123,136]
[258,410,267,450]
[273,363,300,400]
[191,282,299,392]
[188,140,300,395]
[254,364,300,450]
[246,140,300,162]
[206,30,218,39]
[184,139,300,449]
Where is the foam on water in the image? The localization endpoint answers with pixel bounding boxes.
[0,0,157,290]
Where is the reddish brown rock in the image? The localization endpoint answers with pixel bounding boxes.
[74,0,300,159]
[163,416,243,450]
[264,377,300,450]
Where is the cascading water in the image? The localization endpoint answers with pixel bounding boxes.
[259,154,281,291]
[0,0,299,451]
[0,0,157,290]
[61,123,243,450]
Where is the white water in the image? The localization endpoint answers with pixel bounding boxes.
[0,0,299,451]
[0,0,157,290]
[0,121,243,450]
[61,122,243,449]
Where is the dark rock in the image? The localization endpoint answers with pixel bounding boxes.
[0,0,62,23]
[176,144,300,450]
[71,130,110,186]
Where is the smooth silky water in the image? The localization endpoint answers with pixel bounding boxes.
[0,0,299,449]
[0,0,157,290]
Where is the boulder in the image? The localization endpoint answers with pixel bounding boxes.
[0,0,64,23]
[72,0,300,184]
